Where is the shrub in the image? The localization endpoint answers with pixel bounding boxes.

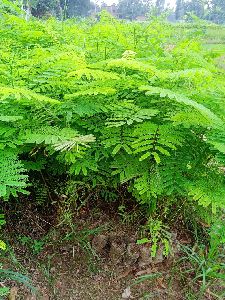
[0,6,224,264]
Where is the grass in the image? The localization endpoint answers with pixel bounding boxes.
[203,25,225,55]
[205,25,225,43]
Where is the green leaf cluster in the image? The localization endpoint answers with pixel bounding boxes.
[0,9,224,224]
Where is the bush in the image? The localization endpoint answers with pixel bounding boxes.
[0,6,224,268]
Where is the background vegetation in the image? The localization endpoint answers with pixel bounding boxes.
[6,0,225,23]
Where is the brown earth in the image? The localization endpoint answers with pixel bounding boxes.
[1,198,211,300]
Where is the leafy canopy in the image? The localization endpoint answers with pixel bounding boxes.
[0,9,224,223]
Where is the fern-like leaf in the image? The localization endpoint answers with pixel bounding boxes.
[0,86,60,105]
[0,150,28,199]
[140,86,222,126]
[132,122,183,163]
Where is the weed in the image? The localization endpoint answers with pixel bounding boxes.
[18,236,46,255]
[178,241,225,298]
[137,218,172,257]
[118,204,141,225]
[56,207,103,273]
[0,287,10,298]
[0,266,37,296]
[38,255,56,295]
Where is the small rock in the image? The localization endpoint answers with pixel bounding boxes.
[25,295,36,300]
[8,287,18,300]
[91,234,109,254]
[138,245,153,267]
[25,295,48,300]
[122,286,131,299]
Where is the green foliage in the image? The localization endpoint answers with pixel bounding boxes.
[0,150,28,199]
[19,235,46,255]
[0,8,224,288]
[180,243,225,297]
[137,218,171,257]
[0,268,37,294]
[0,286,10,298]
[0,214,6,251]
[0,10,224,208]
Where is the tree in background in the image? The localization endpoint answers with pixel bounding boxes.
[31,0,61,18]
[174,0,225,23]
[155,0,165,15]
[206,0,225,23]
[117,0,153,20]
[10,0,92,18]
[175,0,185,20]
[183,0,205,19]
[64,0,92,18]
[10,0,225,23]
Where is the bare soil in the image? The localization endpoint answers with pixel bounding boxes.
[1,198,207,300]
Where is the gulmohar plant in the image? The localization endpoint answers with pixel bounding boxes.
[0,3,225,295]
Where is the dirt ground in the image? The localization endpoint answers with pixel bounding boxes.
[0,197,208,300]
